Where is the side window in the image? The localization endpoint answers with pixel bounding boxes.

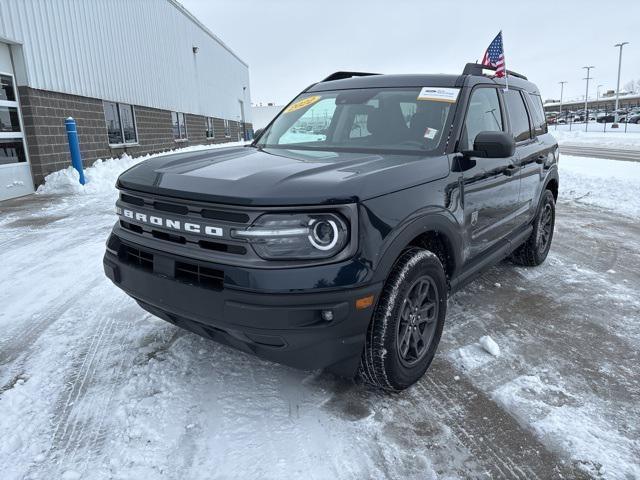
[527,93,547,136]
[504,90,532,142]
[463,88,503,150]
[349,113,371,138]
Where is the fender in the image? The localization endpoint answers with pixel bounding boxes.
[369,209,464,285]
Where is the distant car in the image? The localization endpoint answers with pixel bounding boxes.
[597,114,615,123]
[627,114,640,124]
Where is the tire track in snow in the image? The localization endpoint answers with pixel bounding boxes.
[414,362,590,479]
[0,278,103,369]
[29,296,140,477]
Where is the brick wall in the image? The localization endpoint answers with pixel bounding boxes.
[18,87,252,186]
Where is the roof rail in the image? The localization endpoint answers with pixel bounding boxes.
[462,63,528,80]
[321,71,380,82]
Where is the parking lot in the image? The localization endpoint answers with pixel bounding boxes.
[0,150,639,479]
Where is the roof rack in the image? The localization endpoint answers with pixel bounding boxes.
[462,62,528,80]
[321,71,380,82]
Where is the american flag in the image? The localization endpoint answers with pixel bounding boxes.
[481,31,506,78]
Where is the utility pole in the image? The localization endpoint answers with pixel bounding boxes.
[613,42,629,127]
[559,81,567,122]
[583,66,595,132]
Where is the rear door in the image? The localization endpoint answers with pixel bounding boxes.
[520,92,554,221]
[504,89,546,228]
[459,86,521,259]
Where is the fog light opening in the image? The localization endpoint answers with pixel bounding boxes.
[321,309,334,322]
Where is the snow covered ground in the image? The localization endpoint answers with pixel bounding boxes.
[551,123,640,148]
[1,143,639,479]
[560,155,640,217]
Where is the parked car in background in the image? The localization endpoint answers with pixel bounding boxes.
[626,113,640,124]
[597,114,615,123]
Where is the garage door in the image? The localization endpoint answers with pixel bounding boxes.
[0,42,34,201]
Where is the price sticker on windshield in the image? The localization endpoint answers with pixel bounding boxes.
[284,95,322,113]
[417,87,459,103]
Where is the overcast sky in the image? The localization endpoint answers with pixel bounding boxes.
[181,0,640,105]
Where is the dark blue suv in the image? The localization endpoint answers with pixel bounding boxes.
[104,64,558,391]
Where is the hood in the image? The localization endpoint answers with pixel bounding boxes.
[117,146,449,206]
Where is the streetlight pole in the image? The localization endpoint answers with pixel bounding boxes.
[559,81,567,122]
[597,84,603,110]
[583,66,595,132]
[613,42,629,127]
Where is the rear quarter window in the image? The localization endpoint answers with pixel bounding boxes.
[527,92,548,136]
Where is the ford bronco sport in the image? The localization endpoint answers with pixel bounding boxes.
[104,64,558,391]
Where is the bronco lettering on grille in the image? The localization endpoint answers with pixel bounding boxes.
[116,207,223,237]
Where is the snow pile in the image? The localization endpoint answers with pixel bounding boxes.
[449,336,502,371]
[36,153,142,196]
[559,155,640,217]
[36,142,247,196]
[479,335,500,357]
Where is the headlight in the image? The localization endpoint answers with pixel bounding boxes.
[231,213,349,260]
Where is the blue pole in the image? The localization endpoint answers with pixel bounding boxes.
[65,117,86,185]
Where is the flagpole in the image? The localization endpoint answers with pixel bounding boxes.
[501,30,509,91]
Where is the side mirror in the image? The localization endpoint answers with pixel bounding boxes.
[253,128,264,139]
[468,131,515,158]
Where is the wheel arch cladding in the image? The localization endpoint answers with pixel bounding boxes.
[371,214,462,285]
[546,177,558,201]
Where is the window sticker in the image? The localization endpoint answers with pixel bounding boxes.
[417,87,459,103]
[284,95,322,113]
[423,127,438,139]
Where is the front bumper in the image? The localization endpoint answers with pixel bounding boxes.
[103,236,381,376]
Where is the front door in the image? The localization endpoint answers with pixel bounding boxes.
[459,86,520,259]
[0,43,34,201]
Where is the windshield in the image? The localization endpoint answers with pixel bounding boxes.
[255,87,457,154]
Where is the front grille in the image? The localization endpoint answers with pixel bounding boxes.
[198,240,246,255]
[201,209,250,224]
[175,262,224,290]
[121,194,144,206]
[154,201,188,215]
[152,229,186,244]
[117,191,251,255]
[120,220,143,234]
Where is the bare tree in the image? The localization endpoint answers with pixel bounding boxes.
[623,80,636,93]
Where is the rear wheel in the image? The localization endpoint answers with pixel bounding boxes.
[511,189,556,266]
[359,248,447,391]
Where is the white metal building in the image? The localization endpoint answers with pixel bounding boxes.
[0,0,252,201]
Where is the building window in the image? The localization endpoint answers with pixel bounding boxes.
[104,102,137,145]
[206,117,214,138]
[0,140,26,165]
[172,112,188,141]
[0,75,17,101]
[223,119,231,138]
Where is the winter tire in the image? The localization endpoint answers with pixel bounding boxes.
[359,248,447,391]
[511,189,556,266]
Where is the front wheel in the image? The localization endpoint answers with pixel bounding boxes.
[511,189,556,266]
[359,248,447,391]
